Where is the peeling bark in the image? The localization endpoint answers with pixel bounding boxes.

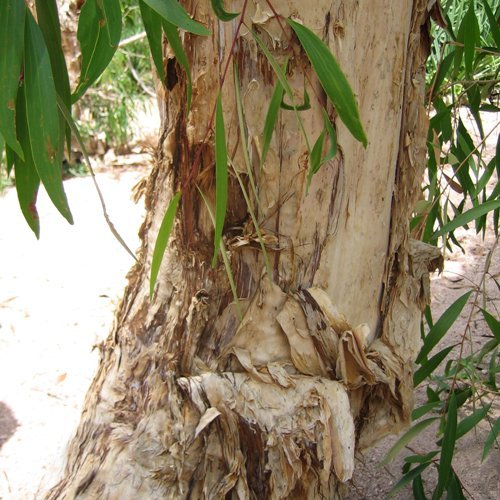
[47,1,440,498]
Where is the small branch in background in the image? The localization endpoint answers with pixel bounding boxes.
[126,57,156,98]
[119,31,147,48]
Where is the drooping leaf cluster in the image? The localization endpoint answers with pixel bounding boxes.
[414,0,500,249]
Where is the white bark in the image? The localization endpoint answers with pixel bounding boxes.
[47,1,442,498]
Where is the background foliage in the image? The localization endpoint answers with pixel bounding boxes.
[388,0,499,497]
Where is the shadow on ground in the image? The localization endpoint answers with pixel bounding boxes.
[0,402,18,451]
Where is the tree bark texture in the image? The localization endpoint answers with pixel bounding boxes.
[48,1,442,498]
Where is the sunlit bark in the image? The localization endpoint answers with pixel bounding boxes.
[48,1,441,498]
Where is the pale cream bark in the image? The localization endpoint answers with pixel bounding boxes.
[48,1,442,498]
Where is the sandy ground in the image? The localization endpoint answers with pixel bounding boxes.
[0,113,498,498]
[0,166,147,499]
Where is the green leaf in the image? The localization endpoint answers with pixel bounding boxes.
[473,157,496,199]
[306,131,325,191]
[435,393,457,499]
[322,109,337,163]
[162,20,192,112]
[13,85,40,237]
[462,1,479,76]
[150,192,181,298]
[280,87,311,111]
[287,18,367,147]
[496,130,499,174]
[142,0,210,36]
[417,291,472,363]
[414,345,455,387]
[0,133,4,169]
[249,32,294,102]
[250,30,311,154]
[412,401,442,421]
[73,0,122,102]
[482,417,499,461]
[5,143,15,176]
[0,0,26,159]
[413,475,427,500]
[481,308,500,341]
[446,470,466,500]
[212,94,228,267]
[432,200,500,239]
[456,404,491,440]
[405,450,439,464]
[210,0,239,21]
[139,0,165,82]
[430,52,454,101]
[389,462,432,497]
[24,12,73,224]
[35,0,72,158]
[482,0,500,49]
[380,418,438,466]
[261,70,285,167]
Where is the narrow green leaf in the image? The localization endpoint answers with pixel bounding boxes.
[142,0,210,36]
[389,463,432,497]
[150,192,181,298]
[322,109,337,163]
[13,86,40,237]
[414,345,455,387]
[198,186,242,320]
[250,30,311,154]
[405,451,439,464]
[482,0,500,48]
[435,394,457,499]
[280,87,311,111]
[436,404,493,445]
[430,52,454,100]
[261,73,285,167]
[432,200,500,239]
[251,32,294,100]
[412,401,442,421]
[73,0,122,102]
[0,0,25,159]
[233,65,262,216]
[473,158,496,199]
[162,20,192,112]
[0,133,4,169]
[35,0,72,158]
[446,470,466,500]
[496,131,499,173]
[481,308,500,341]
[462,1,479,76]
[413,475,427,500]
[380,418,438,466]
[453,21,465,76]
[5,143,15,176]
[482,417,499,461]
[306,131,325,190]
[456,404,491,440]
[211,0,239,21]
[417,291,472,363]
[287,18,367,147]
[212,94,228,267]
[24,12,73,224]
[139,0,165,82]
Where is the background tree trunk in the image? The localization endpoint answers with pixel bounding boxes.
[48,1,441,498]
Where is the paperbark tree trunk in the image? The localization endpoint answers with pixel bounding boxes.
[48,1,442,498]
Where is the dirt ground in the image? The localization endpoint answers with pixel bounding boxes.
[0,122,498,497]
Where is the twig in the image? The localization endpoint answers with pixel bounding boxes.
[118,31,147,48]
